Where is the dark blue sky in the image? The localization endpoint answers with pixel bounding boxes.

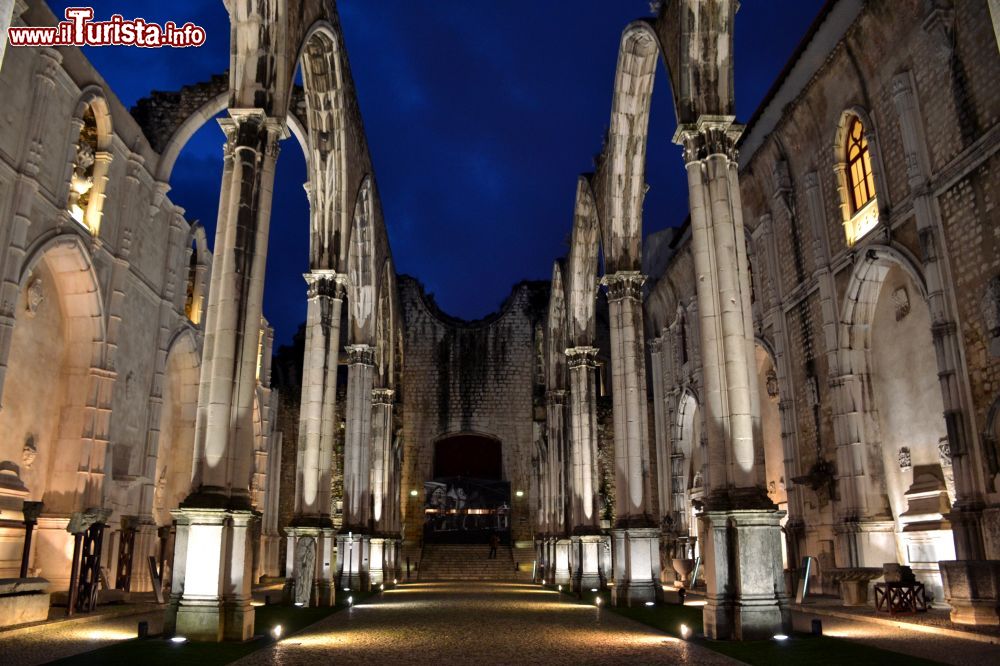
[51,1,824,346]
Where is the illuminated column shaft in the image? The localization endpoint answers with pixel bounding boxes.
[294,272,344,521]
[191,110,281,506]
[545,390,567,534]
[677,117,756,492]
[173,110,282,642]
[370,388,394,532]
[605,274,654,523]
[343,344,375,530]
[566,347,600,531]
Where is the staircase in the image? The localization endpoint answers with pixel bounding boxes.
[417,544,520,581]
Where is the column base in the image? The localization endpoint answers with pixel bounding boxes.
[941,560,1000,626]
[169,507,256,642]
[700,506,791,641]
[369,537,387,586]
[610,528,658,606]
[571,534,605,593]
[284,526,336,607]
[554,538,571,586]
[336,532,370,592]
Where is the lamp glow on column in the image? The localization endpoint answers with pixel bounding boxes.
[515,490,524,498]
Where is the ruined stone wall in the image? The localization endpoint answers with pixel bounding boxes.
[644,0,1000,578]
[399,277,548,547]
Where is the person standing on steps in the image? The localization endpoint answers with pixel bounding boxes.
[488,532,499,559]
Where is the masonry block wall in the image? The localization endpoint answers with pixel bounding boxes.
[644,0,1000,595]
[399,276,548,547]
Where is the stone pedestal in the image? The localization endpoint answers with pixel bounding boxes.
[553,538,571,586]
[0,577,49,628]
[336,532,370,592]
[940,560,1000,626]
[171,508,255,642]
[571,534,605,592]
[369,537,388,586]
[283,526,335,607]
[610,528,659,606]
[700,507,790,641]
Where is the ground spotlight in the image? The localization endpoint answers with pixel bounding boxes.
[393,578,398,585]
[348,596,354,606]
[557,584,562,592]
[594,596,602,607]
[380,583,385,591]
[679,624,691,639]
[773,633,789,641]
[590,588,598,592]
[271,625,283,639]
[644,601,655,607]
[170,636,187,644]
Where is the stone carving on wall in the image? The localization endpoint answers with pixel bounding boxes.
[898,447,912,471]
[24,277,44,318]
[766,368,779,401]
[22,435,37,470]
[981,275,1000,356]
[294,537,317,606]
[893,286,911,321]
[938,438,952,468]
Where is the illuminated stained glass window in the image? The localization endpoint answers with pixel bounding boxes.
[846,117,876,213]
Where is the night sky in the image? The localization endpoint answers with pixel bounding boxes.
[48,1,824,346]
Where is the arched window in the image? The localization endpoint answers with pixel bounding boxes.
[846,117,876,213]
[68,107,98,230]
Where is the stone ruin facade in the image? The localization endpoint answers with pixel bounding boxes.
[0,0,998,644]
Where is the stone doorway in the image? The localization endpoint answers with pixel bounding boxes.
[425,435,509,544]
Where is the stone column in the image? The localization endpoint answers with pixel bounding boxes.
[564,348,605,592]
[674,116,789,639]
[285,271,344,607]
[369,387,394,586]
[337,344,375,590]
[602,273,658,606]
[172,109,282,642]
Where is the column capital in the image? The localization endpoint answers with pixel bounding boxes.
[603,271,645,302]
[565,345,599,368]
[303,271,347,299]
[545,389,567,406]
[672,115,743,164]
[372,387,395,405]
[345,344,376,366]
[648,337,664,354]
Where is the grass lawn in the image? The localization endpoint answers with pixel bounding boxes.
[50,589,376,666]
[550,585,943,666]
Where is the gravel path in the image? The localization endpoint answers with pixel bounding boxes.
[236,582,738,666]
[1,606,163,666]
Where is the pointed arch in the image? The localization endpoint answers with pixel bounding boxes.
[567,176,602,347]
[347,176,376,343]
[298,20,349,272]
[599,21,664,273]
[834,107,891,246]
[546,261,568,391]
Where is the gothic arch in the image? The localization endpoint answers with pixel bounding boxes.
[298,21,350,272]
[374,259,397,389]
[73,85,113,150]
[347,176,376,343]
[600,21,666,274]
[567,176,602,347]
[546,261,568,392]
[151,89,309,184]
[152,329,200,525]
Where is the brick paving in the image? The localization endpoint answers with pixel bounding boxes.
[236,582,737,666]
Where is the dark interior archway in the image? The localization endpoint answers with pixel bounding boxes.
[433,434,502,480]
[426,434,508,544]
